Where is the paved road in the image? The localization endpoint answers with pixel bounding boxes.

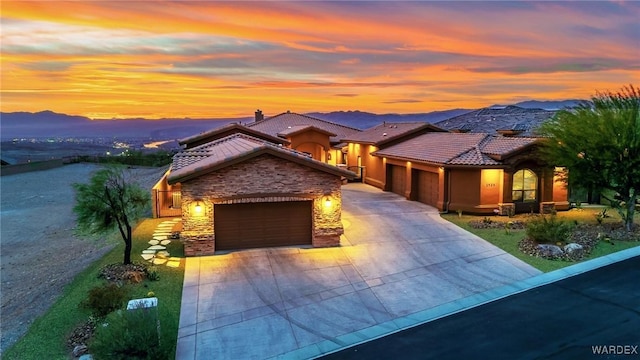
[321,255,640,360]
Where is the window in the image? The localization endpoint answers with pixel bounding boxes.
[512,169,537,202]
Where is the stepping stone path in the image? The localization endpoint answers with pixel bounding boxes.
[141,218,182,268]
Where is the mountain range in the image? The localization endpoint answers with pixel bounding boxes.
[0,100,583,140]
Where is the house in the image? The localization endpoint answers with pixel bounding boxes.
[152,111,361,218]
[164,133,355,256]
[341,122,447,187]
[246,110,361,165]
[369,132,569,214]
[152,108,570,255]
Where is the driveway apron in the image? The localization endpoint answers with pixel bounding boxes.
[176,183,541,359]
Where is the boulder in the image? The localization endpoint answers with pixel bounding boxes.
[536,244,564,258]
[72,344,88,357]
[564,243,584,258]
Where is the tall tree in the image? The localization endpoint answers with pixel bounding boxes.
[539,85,640,231]
[74,166,150,264]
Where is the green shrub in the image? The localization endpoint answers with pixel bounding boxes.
[145,268,160,281]
[90,308,168,360]
[525,215,575,244]
[81,283,129,317]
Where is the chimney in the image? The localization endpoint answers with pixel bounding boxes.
[255,109,264,122]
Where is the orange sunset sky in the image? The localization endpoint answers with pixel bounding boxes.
[1,1,639,119]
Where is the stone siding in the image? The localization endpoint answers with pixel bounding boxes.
[180,154,344,255]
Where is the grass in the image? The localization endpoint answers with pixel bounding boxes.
[3,218,185,360]
[442,208,639,273]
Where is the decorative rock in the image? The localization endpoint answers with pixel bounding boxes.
[564,243,584,257]
[160,240,172,245]
[141,254,155,260]
[153,258,168,265]
[537,244,564,257]
[148,245,166,250]
[142,249,157,254]
[153,236,167,240]
[148,240,160,245]
[79,354,94,360]
[167,261,180,268]
[73,345,88,357]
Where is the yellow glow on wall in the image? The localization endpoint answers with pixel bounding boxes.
[481,169,502,186]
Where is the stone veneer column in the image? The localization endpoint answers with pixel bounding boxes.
[180,197,215,256]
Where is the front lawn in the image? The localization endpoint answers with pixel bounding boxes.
[3,218,185,360]
[442,208,639,273]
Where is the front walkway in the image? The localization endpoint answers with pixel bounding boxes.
[176,184,541,359]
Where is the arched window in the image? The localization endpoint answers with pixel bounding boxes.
[512,169,537,202]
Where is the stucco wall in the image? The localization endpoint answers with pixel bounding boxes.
[179,154,344,256]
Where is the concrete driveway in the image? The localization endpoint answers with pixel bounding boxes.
[176,183,541,359]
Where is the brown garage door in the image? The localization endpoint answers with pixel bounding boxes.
[417,170,439,207]
[390,165,406,196]
[214,201,312,250]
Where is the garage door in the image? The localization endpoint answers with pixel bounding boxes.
[214,201,312,250]
[390,165,406,196]
[417,170,439,207]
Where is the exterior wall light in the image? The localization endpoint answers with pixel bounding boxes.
[194,201,203,213]
[323,196,332,209]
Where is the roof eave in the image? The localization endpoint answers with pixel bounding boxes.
[371,152,507,169]
[168,146,356,184]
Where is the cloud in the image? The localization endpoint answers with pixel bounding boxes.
[383,99,423,104]
[468,58,640,75]
[1,1,639,118]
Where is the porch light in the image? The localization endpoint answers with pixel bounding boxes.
[194,201,203,213]
[323,196,332,209]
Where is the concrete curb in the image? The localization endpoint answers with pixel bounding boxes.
[270,246,640,360]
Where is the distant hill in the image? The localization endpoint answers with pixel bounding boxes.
[501,100,586,110]
[307,109,472,129]
[0,100,582,140]
[435,105,557,137]
[0,109,471,139]
[0,111,245,140]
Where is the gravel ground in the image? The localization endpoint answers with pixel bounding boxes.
[0,163,168,354]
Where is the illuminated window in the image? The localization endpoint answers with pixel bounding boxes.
[512,169,537,202]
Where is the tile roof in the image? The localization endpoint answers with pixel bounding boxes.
[277,125,337,137]
[247,111,360,143]
[177,123,287,147]
[167,133,355,184]
[340,122,445,146]
[435,105,556,137]
[371,133,539,166]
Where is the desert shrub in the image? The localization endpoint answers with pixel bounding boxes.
[90,308,167,360]
[525,215,575,244]
[81,283,129,317]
